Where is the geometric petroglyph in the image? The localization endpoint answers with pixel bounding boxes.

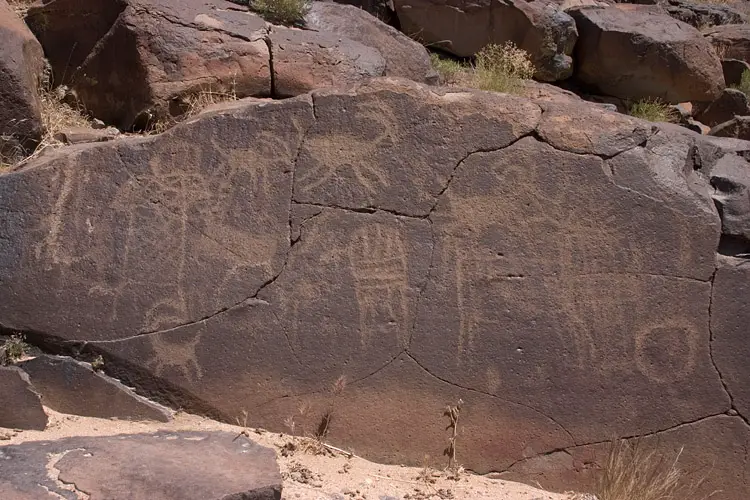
[634,320,699,384]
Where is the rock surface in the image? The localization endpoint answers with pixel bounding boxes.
[305,2,437,84]
[0,78,747,497]
[19,355,172,422]
[694,88,750,128]
[23,0,429,130]
[570,5,725,103]
[705,23,750,65]
[721,58,750,87]
[0,431,282,499]
[393,0,578,81]
[0,0,45,159]
[0,366,47,430]
[710,115,750,140]
[712,257,750,419]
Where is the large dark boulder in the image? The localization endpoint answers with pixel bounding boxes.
[0,0,45,160]
[0,366,47,430]
[392,0,578,81]
[19,355,172,421]
[570,5,725,103]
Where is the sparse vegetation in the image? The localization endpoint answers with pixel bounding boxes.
[250,0,310,26]
[183,87,238,118]
[443,398,463,473]
[595,439,712,500]
[473,42,535,94]
[1,81,91,171]
[0,334,28,365]
[430,52,466,85]
[428,43,534,95]
[6,0,35,17]
[627,98,677,123]
[731,69,750,96]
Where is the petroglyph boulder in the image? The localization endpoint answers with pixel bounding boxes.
[0,78,748,497]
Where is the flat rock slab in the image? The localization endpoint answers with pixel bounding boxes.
[0,431,282,500]
[0,366,47,430]
[19,355,172,422]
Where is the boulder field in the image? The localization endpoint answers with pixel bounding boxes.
[1,78,749,498]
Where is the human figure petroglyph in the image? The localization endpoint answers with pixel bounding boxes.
[347,224,411,347]
[441,155,698,381]
[145,332,203,382]
[287,219,412,349]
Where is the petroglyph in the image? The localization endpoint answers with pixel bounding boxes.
[296,101,400,196]
[346,224,410,347]
[634,320,699,384]
[146,332,203,382]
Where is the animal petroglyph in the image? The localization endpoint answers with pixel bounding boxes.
[146,332,203,382]
[296,102,400,196]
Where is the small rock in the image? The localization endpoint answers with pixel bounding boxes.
[0,366,47,430]
[19,355,171,422]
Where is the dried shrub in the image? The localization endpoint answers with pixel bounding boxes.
[473,42,535,95]
[250,0,310,26]
[627,98,677,123]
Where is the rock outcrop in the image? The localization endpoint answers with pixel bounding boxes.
[0,0,45,160]
[569,5,725,103]
[1,78,748,498]
[393,0,578,81]
[23,0,430,130]
[0,431,282,499]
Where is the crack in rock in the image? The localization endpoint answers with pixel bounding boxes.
[45,449,90,500]
[403,351,577,446]
[708,267,750,426]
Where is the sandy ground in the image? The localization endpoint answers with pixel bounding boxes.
[0,408,578,500]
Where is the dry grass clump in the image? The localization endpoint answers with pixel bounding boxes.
[430,52,466,85]
[183,87,238,118]
[0,334,28,365]
[627,98,677,123]
[731,69,750,96]
[429,43,534,95]
[473,42,535,94]
[1,84,91,171]
[6,0,35,17]
[595,439,712,500]
[250,0,310,26]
